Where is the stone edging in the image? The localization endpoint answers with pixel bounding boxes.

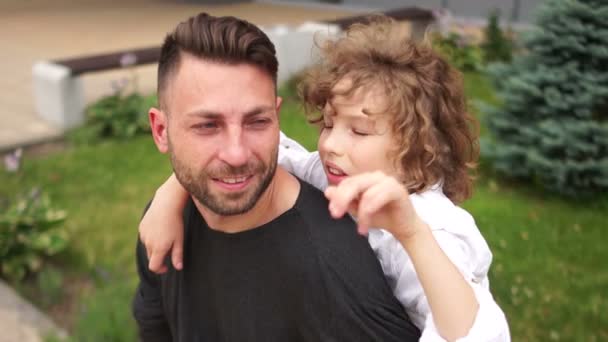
[0,280,68,342]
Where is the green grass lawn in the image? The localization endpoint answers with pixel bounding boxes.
[1,73,606,341]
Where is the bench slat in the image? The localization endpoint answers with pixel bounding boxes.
[54,47,161,76]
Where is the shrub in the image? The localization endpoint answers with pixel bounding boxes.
[482,0,608,197]
[481,9,514,64]
[432,31,483,72]
[0,189,68,281]
[85,92,157,139]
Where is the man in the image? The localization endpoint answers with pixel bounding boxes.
[133,12,420,341]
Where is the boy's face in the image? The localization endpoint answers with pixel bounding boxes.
[318,80,400,185]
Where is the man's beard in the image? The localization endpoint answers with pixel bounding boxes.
[169,142,278,216]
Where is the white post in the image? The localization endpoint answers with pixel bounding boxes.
[264,22,341,86]
[32,61,85,130]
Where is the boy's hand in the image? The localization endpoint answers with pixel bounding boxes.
[139,216,183,274]
[139,184,185,274]
[324,171,425,240]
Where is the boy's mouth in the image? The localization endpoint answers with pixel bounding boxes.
[325,162,347,185]
[328,167,345,176]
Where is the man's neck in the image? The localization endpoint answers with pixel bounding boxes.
[193,167,299,233]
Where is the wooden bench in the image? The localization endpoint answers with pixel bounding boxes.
[32,47,161,129]
[32,7,434,130]
[54,47,160,76]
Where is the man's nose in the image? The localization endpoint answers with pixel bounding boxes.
[218,127,251,167]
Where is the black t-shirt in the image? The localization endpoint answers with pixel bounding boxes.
[133,179,420,341]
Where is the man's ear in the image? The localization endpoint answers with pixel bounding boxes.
[275,96,283,122]
[149,107,169,153]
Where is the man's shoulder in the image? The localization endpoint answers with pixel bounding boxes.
[292,178,360,240]
[293,178,333,220]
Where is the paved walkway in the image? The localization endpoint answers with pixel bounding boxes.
[0,0,353,152]
[0,2,354,340]
[0,280,67,342]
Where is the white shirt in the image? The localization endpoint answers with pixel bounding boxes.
[278,132,510,342]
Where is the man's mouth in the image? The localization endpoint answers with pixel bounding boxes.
[212,175,252,190]
[216,176,249,184]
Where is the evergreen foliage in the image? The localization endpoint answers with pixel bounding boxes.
[482,0,608,197]
[481,9,513,63]
[432,32,483,72]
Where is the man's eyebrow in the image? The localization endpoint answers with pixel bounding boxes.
[183,109,222,119]
[243,105,275,118]
[182,106,275,119]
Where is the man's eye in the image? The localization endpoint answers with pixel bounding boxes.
[248,119,271,128]
[193,122,219,132]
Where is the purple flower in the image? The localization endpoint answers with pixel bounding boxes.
[120,53,137,68]
[4,148,22,172]
[110,77,130,94]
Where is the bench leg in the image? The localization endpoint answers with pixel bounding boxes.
[32,61,85,130]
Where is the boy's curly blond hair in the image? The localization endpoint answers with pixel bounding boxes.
[300,16,479,203]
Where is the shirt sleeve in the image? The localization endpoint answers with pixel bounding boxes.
[416,230,511,342]
[133,237,173,341]
[371,197,510,342]
[278,131,328,190]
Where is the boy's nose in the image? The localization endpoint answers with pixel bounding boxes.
[320,128,344,157]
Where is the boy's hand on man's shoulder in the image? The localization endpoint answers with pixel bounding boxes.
[323,171,427,240]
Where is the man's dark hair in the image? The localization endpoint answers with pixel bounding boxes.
[157,12,278,108]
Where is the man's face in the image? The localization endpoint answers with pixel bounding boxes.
[157,54,281,216]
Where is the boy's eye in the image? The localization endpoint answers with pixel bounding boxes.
[352,129,370,136]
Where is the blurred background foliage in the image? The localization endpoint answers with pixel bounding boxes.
[1,2,606,341]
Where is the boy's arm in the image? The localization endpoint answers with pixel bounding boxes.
[139,173,189,273]
[278,131,328,190]
[324,172,507,341]
[402,221,479,339]
[386,229,510,342]
[133,238,172,341]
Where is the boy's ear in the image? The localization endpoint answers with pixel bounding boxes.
[149,107,169,154]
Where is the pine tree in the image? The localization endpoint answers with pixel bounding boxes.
[482,0,608,197]
[481,9,513,64]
